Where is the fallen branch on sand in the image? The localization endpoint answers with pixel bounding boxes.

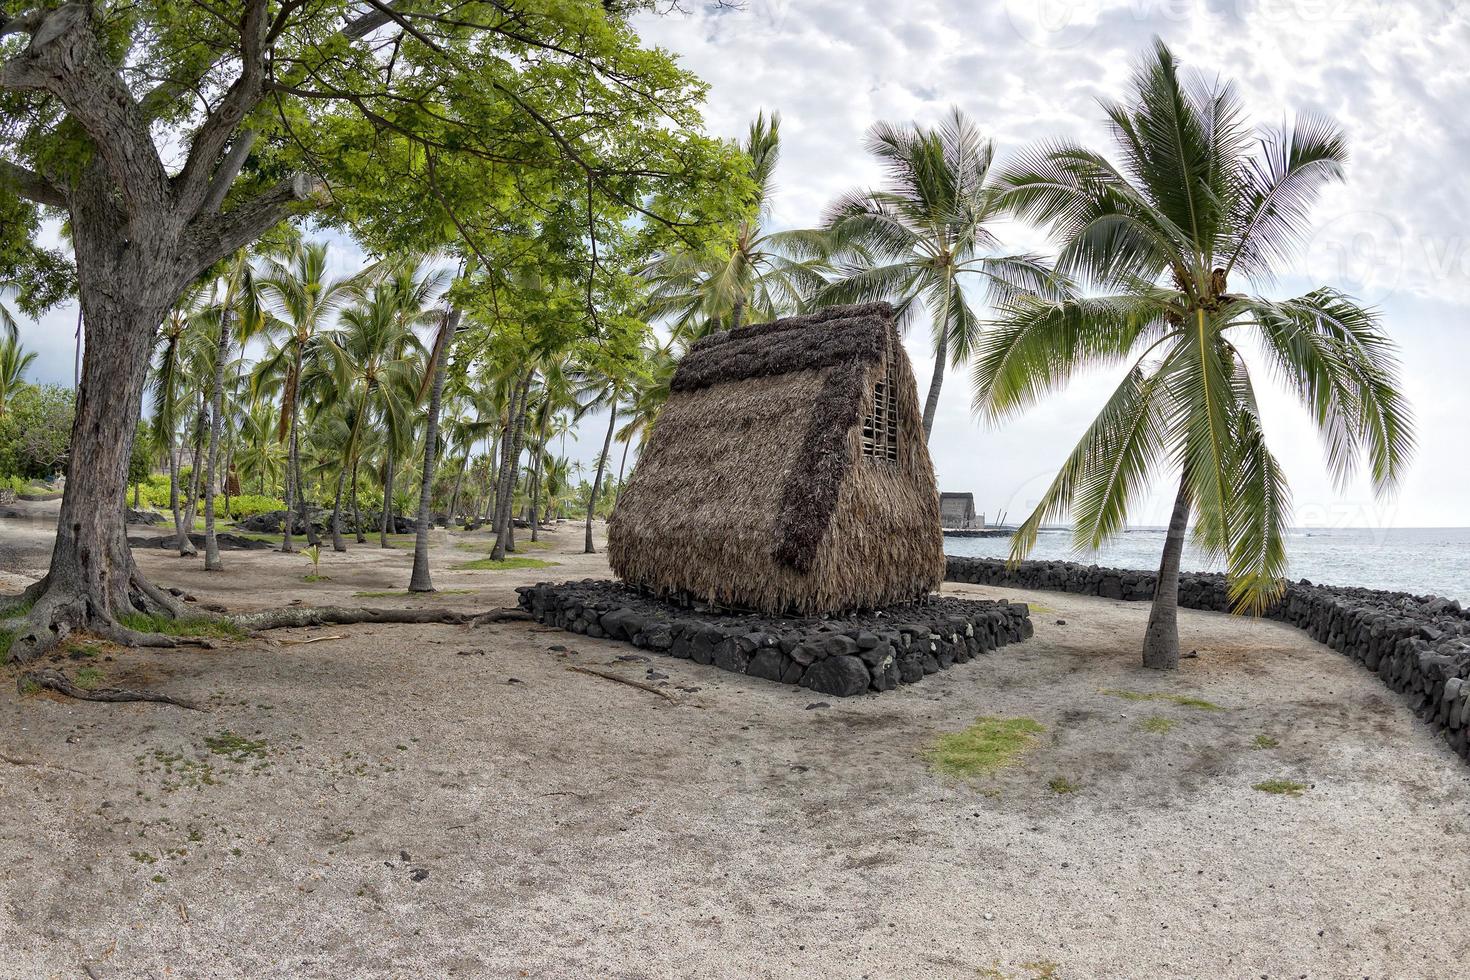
[469,609,533,627]
[19,668,205,711]
[276,634,346,646]
[230,605,525,632]
[566,665,679,702]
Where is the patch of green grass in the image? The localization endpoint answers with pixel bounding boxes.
[75,666,105,690]
[1100,688,1223,711]
[204,731,269,764]
[1139,715,1175,734]
[454,556,557,571]
[1252,734,1280,750]
[303,573,331,582]
[351,589,474,598]
[1047,776,1080,794]
[518,539,553,550]
[17,677,40,696]
[0,629,13,665]
[1253,778,1307,796]
[925,717,1044,778]
[119,612,243,640]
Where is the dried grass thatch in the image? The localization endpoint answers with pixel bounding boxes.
[610,303,944,615]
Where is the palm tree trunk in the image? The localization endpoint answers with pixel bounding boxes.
[351,456,365,544]
[529,422,548,543]
[203,307,232,571]
[167,436,184,546]
[330,460,349,552]
[179,411,204,556]
[491,374,532,561]
[614,436,631,511]
[1142,475,1192,670]
[585,389,618,555]
[281,356,302,553]
[447,455,465,527]
[921,328,947,440]
[409,308,461,592]
[380,448,395,548]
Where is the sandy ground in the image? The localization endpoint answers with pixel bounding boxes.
[1,508,1468,979]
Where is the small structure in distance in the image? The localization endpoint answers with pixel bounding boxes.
[940,492,984,531]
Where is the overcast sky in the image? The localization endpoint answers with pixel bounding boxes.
[13,0,1468,528]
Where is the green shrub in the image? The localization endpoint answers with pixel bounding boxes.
[224,493,285,520]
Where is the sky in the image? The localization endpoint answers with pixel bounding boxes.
[11,0,1469,528]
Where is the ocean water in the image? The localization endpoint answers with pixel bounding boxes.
[945,527,1470,603]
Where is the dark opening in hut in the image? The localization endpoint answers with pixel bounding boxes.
[609,302,945,615]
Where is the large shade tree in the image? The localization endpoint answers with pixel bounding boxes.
[0,1,738,658]
[975,39,1414,669]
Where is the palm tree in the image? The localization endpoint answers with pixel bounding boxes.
[0,337,37,419]
[201,250,272,570]
[314,282,424,551]
[235,399,286,496]
[149,287,212,556]
[816,107,1062,439]
[977,39,1414,669]
[255,242,355,552]
[643,112,829,341]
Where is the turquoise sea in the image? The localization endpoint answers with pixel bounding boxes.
[945,527,1470,603]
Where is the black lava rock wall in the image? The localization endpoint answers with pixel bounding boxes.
[945,557,1470,763]
[516,580,1033,697]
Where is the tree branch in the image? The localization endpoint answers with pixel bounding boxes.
[183,174,324,277]
[198,129,259,215]
[0,157,65,207]
[176,0,271,215]
[0,9,43,39]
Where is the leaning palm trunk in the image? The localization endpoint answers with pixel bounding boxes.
[351,457,365,544]
[529,417,549,542]
[585,390,618,554]
[203,307,233,570]
[409,308,462,592]
[921,328,946,440]
[1142,477,1192,669]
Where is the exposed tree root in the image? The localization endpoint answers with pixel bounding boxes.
[231,606,480,632]
[19,668,205,711]
[90,621,218,650]
[468,609,533,628]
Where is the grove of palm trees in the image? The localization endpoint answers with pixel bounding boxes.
[1,5,1463,978]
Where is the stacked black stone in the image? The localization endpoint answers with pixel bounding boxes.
[516,580,1033,697]
[944,557,1470,764]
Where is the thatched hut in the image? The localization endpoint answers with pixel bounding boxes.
[609,302,945,615]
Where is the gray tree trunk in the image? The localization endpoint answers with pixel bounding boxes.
[409,309,461,592]
[1142,475,1192,670]
[203,305,233,570]
[528,412,549,543]
[921,328,947,441]
[585,389,617,555]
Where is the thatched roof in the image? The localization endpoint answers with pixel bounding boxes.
[609,302,945,615]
